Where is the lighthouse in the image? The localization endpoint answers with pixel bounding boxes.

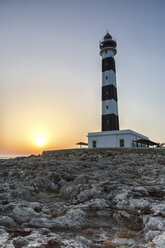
[100,33,119,131]
[88,32,149,148]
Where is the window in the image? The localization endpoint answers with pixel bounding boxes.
[106,105,108,109]
[106,76,108,80]
[132,140,135,147]
[105,50,107,54]
[119,139,124,147]
[92,140,96,148]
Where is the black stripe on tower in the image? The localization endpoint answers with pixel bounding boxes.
[102,84,117,101]
[102,114,119,131]
[102,57,116,72]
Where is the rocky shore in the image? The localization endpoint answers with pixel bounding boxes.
[0,148,165,247]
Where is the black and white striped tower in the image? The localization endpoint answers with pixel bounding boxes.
[100,32,119,131]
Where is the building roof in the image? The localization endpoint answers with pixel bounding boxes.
[76,142,88,146]
[88,129,149,140]
[135,139,158,146]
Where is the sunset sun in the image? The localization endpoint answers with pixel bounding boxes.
[36,137,45,147]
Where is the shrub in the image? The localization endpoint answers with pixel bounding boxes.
[102,240,120,248]
[51,210,60,218]
[115,229,135,239]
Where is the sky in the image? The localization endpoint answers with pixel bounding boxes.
[0,0,165,155]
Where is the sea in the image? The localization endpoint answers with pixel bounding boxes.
[0,154,29,159]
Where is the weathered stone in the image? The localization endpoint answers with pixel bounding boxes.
[0,228,9,246]
[11,206,40,223]
[143,216,165,231]
[0,216,17,228]
[53,208,86,229]
[0,148,165,247]
[152,232,165,248]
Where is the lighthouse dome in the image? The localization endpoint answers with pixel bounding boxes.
[100,32,117,55]
[104,32,112,40]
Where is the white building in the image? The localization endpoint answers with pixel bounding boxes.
[88,129,149,148]
[87,33,149,148]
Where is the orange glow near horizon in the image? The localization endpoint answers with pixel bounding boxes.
[0,81,93,156]
[0,114,90,156]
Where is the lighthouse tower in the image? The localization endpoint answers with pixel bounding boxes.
[87,32,149,148]
[100,33,119,131]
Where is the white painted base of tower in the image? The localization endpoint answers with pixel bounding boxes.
[88,129,149,148]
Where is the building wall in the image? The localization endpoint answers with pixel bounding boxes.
[88,133,148,148]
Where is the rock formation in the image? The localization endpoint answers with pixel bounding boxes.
[0,148,165,247]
